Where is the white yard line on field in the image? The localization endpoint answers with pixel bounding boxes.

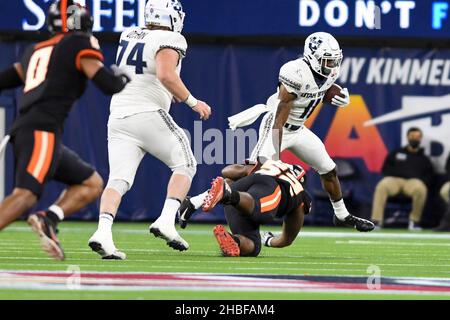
[1,246,450,259]
[5,262,448,274]
[1,256,449,269]
[336,240,450,247]
[4,226,450,240]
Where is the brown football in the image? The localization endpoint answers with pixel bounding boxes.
[322,84,344,104]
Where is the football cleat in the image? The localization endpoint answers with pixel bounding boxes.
[149,220,189,251]
[202,177,232,212]
[213,225,240,257]
[88,230,126,260]
[27,211,65,261]
[372,221,383,230]
[408,221,423,231]
[179,197,197,229]
[333,214,375,232]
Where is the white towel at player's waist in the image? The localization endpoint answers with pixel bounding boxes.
[228,93,279,130]
[0,135,10,157]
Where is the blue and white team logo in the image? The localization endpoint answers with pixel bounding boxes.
[171,0,183,12]
[308,37,323,53]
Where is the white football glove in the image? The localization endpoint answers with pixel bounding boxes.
[110,64,132,83]
[261,231,275,247]
[331,88,350,107]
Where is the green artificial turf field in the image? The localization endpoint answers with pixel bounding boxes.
[0,221,449,300]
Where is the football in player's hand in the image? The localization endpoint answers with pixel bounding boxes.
[322,84,344,104]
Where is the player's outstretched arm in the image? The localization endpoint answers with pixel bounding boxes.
[221,164,257,183]
[0,63,24,92]
[155,48,211,120]
[263,205,304,248]
[80,58,131,95]
[271,85,296,159]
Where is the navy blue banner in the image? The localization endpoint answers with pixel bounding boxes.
[0,1,449,38]
[0,40,449,225]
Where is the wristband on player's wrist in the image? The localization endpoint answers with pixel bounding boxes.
[184,94,198,108]
[265,236,274,247]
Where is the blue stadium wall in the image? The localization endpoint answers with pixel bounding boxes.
[1,40,449,226]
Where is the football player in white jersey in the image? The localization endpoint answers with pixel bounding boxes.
[181,32,374,232]
[88,0,212,259]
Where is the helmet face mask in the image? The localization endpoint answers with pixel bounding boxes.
[304,32,343,79]
[145,0,185,33]
[320,55,342,76]
[289,164,306,183]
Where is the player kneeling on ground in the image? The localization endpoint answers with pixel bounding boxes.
[182,159,311,257]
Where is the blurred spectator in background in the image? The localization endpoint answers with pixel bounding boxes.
[371,127,433,231]
[434,153,450,232]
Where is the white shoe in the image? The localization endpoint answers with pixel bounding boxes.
[149,219,189,251]
[88,230,126,260]
[408,221,423,231]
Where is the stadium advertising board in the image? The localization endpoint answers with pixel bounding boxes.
[0,0,449,38]
[1,41,448,221]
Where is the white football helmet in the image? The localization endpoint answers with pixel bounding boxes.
[304,32,343,78]
[144,0,185,33]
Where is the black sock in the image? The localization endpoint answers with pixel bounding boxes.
[46,210,61,226]
[227,190,240,206]
[231,235,241,246]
